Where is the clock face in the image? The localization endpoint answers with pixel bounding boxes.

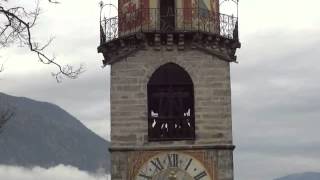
[135,152,212,180]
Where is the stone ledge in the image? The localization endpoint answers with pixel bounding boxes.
[109,144,235,152]
[98,32,241,66]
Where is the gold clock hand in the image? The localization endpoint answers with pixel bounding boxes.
[168,170,177,180]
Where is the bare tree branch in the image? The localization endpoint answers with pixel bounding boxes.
[0,107,14,134]
[48,0,60,4]
[0,0,83,82]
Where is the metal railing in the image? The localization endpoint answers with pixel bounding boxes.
[100,8,238,44]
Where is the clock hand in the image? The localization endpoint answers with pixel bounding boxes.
[168,170,177,180]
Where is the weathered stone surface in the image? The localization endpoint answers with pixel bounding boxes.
[109,47,234,180]
[110,49,232,146]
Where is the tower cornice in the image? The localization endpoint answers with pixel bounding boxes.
[98,32,241,66]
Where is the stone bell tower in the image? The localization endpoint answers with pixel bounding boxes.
[98,0,240,179]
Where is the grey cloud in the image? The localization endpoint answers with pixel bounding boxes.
[0,0,111,137]
[232,29,320,180]
[0,165,109,180]
[0,64,111,139]
[235,151,320,180]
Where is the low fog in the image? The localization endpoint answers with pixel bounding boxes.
[0,165,109,180]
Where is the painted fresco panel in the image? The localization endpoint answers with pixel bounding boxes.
[176,0,219,33]
[118,0,140,35]
[197,0,219,33]
[118,0,220,34]
[119,0,159,34]
[144,0,158,31]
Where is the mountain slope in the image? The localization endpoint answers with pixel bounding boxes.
[275,172,320,180]
[0,92,109,173]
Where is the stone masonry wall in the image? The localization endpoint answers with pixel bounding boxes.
[110,48,232,147]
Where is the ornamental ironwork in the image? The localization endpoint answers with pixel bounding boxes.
[100,8,238,44]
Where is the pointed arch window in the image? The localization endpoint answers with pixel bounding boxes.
[148,63,195,141]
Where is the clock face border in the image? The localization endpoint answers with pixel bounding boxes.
[128,150,216,180]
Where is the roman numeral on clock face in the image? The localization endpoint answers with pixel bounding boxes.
[150,157,164,171]
[136,153,211,180]
[194,171,207,180]
[184,158,193,171]
[167,153,179,167]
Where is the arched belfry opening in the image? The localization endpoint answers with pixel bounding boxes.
[160,0,175,32]
[147,63,195,141]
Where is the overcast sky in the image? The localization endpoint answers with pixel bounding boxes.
[1,0,320,180]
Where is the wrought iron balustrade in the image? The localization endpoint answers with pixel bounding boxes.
[100,8,238,44]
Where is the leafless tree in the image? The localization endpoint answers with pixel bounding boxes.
[0,107,14,133]
[0,0,83,82]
